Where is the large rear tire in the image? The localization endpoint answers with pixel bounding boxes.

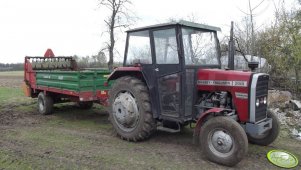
[38,92,54,115]
[109,76,156,141]
[247,110,280,146]
[199,116,248,167]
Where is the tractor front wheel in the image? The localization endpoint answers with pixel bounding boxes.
[199,116,248,167]
[247,110,280,146]
[38,92,54,115]
[109,76,156,141]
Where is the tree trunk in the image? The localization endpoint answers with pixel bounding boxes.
[100,0,133,71]
[108,32,114,71]
[108,10,116,71]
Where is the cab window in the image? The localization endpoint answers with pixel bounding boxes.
[153,29,179,64]
[126,31,152,65]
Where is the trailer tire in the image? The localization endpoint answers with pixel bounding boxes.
[109,76,156,142]
[77,101,93,109]
[199,116,248,167]
[247,110,280,146]
[38,92,54,115]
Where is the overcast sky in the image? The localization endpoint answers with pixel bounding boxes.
[0,0,297,63]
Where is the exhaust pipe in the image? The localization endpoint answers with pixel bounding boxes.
[228,21,235,70]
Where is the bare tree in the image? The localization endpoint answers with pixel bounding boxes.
[248,0,265,60]
[236,0,269,60]
[99,0,135,71]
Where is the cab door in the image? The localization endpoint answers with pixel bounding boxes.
[151,27,182,117]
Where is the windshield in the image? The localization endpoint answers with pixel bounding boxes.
[182,28,219,65]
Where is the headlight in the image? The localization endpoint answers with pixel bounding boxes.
[263,97,267,104]
[256,99,260,107]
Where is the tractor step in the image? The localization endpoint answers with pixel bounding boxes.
[157,126,181,133]
[157,121,181,133]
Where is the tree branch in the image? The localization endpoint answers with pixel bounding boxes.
[234,37,249,63]
[252,0,266,11]
[114,24,130,28]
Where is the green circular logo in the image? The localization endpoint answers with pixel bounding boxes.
[267,150,299,168]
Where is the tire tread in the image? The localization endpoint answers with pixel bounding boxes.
[109,76,156,141]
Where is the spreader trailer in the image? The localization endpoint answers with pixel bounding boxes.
[23,49,111,114]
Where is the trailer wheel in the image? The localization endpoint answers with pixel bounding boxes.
[77,101,93,109]
[199,116,248,166]
[109,76,156,141]
[247,110,280,146]
[38,92,54,115]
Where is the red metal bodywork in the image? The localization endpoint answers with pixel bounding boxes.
[197,69,252,122]
[108,66,143,81]
[193,108,227,140]
[24,57,36,88]
[44,49,55,57]
[195,108,226,128]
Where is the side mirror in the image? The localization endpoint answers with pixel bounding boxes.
[248,61,259,72]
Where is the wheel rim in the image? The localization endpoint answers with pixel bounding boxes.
[208,129,235,157]
[38,98,45,112]
[112,91,140,132]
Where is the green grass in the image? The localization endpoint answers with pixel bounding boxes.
[0,150,33,170]
[46,113,111,131]
[6,127,93,150]
[0,87,24,102]
[0,71,23,77]
[16,104,36,112]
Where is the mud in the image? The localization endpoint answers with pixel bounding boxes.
[0,73,300,169]
[0,76,23,88]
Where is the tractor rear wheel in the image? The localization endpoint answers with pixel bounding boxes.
[38,92,54,115]
[247,110,280,146]
[109,76,156,141]
[199,116,248,166]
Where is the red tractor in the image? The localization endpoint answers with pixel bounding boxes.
[107,20,279,166]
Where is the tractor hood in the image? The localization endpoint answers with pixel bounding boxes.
[197,69,252,92]
[197,69,253,122]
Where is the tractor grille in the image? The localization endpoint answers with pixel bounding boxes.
[255,74,269,122]
[256,75,269,96]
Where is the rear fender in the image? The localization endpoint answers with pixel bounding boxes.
[108,67,144,82]
[193,108,228,144]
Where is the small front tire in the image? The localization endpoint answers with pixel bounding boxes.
[247,110,280,146]
[199,116,248,167]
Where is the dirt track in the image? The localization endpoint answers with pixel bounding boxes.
[0,75,23,88]
[0,73,300,169]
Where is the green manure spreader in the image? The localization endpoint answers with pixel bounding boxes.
[23,49,112,114]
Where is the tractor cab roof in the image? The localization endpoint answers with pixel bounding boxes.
[127,20,221,33]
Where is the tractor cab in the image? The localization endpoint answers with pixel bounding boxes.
[121,20,221,121]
